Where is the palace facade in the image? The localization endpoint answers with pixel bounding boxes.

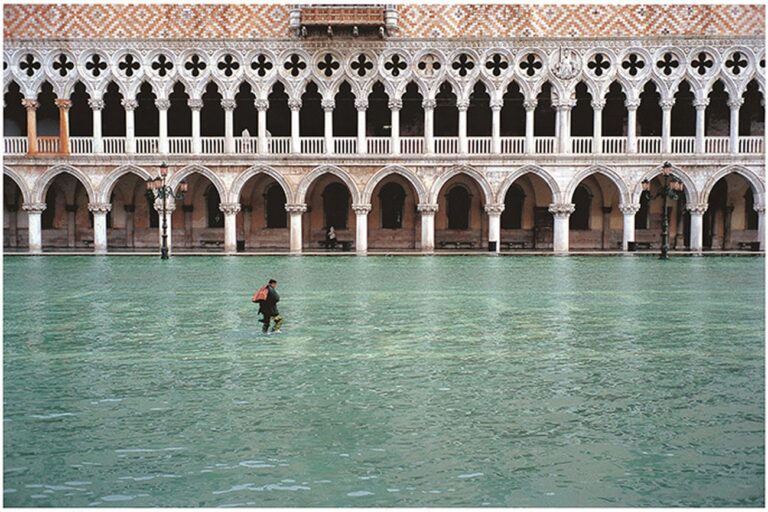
[3,4,765,254]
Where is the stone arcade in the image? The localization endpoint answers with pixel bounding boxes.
[2,4,765,254]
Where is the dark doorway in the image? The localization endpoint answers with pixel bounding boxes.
[265,184,287,228]
[323,182,349,229]
[379,182,405,229]
[447,185,470,229]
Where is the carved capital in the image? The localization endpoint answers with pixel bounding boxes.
[624,99,641,110]
[284,203,307,214]
[489,99,504,111]
[388,98,403,111]
[22,202,46,213]
[87,202,112,214]
[484,203,505,215]
[686,203,709,215]
[553,99,576,111]
[659,99,676,110]
[321,99,335,112]
[254,99,269,111]
[727,98,745,109]
[287,99,302,111]
[221,99,237,112]
[88,98,105,110]
[618,203,641,215]
[522,99,538,111]
[421,98,436,110]
[354,99,369,111]
[155,98,171,110]
[188,98,204,110]
[352,203,372,215]
[21,98,39,111]
[219,202,241,215]
[456,100,470,112]
[54,98,72,111]
[590,99,606,110]
[417,203,439,214]
[548,203,576,218]
[754,205,766,214]
[693,98,709,110]
[121,98,138,111]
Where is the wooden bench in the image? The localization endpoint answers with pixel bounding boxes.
[438,240,477,249]
[199,237,224,248]
[738,241,760,251]
[318,240,353,251]
[623,241,652,250]
[81,239,93,247]
[501,241,531,250]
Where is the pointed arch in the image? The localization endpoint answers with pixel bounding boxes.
[702,165,765,206]
[3,165,32,204]
[565,165,630,204]
[496,165,560,204]
[631,163,698,204]
[429,165,493,205]
[32,164,95,203]
[99,164,154,203]
[362,165,427,204]
[297,165,360,204]
[230,164,295,204]
[168,164,227,197]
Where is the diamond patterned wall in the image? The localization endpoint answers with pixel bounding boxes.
[3,4,764,40]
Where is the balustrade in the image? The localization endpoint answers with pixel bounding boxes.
[670,136,695,154]
[69,137,93,154]
[5,137,27,154]
[168,137,192,154]
[705,136,730,154]
[637,137,661,154]
[334,137,357,155]
[571,137,593,154]
[37,137,60,153]
[269,137,291,154]
[739,136,764,154]
[500,137,525,154]
[135,137,159,154]
[535,137,556,154]
[400,137,424,155]
[602,137,627,154]
[103,137,126,154]
[434,137,459,154]
[300,137,325,154]
[367,137,390,155]
[201,137,225,154]
[234,136,258,154]
[467,137,492,154]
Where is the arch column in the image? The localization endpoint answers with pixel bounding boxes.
[65,204,77,248]
[122,98,137,154]
[485,203,504,252]
[6,201,18,248]
[286,203,307,254]
[423,99,436,154]
[687,203,708,252]
[524,99,536,154]
[22,98,39,155]
[55,98,71,155]
[22,202,46,254]
[352,203,371,254]
[457,99,469,154]
[549,203,575,254]
[591,99,604,155]
[322,99,334,155]
[255,99,269,155]
[88,98,104,153]
[490,99,502,154]
[124,204,135,248]
[619,204,640,251]
[417,203,438,253]
[660,99,674,153]
[755,205,765,251]
[694,98,709,154]
[355,98,368,155]
[88,202,111,254]
[555,100,574,154]
[728,98,744,155]
[220,202,241,254]
[288,99,301,154]
[389,98,401,155]
[189,98,203,154]
[156,98,170,154]
[222,99,236,154]
[626,98,640,153]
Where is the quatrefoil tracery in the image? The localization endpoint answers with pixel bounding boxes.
[656,52,679,76]
[621,53,645,76]
[53,53,74,77]
[284,54,307,77]
[417,54,441,77]
[185,54,207,77]
[20,53,41,77]
[485,53,508,77]
[451,53,475,77]
[725,51,748,75]
[318,53,340,78]
[384,54,407,77]
[217,54,240,77]
[350,53,374,77]
[587,53,610,76]
[519,53,542,77]
[151,54,173,77]
[85,54,108,77]
[118,54,141,78]
[251,54,273,77]
[691,52,714,75]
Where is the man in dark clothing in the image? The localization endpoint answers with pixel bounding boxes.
[259,279,283,333]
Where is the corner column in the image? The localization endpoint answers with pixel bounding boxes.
[156,98,170,154]
[288,99,302,154]
[549,203,575,254]
[22,99,39,155]
[422,99,435,154]
[591,99,604,154]
[189,98,203,154]
[417,203,438,253]
[88,98,104,153]
[660,99,674,153]
[389,98,401,155]
[322,99,335,155]
[88,202,111,254]
[485,203,504,253]
[694,98,709,154]
[625,99,640,153]
[122,98,137,154]
[286,203,307,254]
[222,99,236,153]
[524,99,536,154]
[728,98,743,154]
[255,99,269,154]
[220,203,241,254]
[457,99,469,154]
[687,203,708,252]
[352,203,371,254]
[619,204,640,251]
[55,98,71,155]
[755,205,765,251]
[22,202,46,254]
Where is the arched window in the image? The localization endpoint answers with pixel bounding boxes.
[570,185,592,230]
[636,190,650,230]
[379,182,405,229]
[745,188,758,230]
[265,184,287,228]
[501,185,525,229]
[205,185,223,228]
[323,182,349,229]
[447,185,470,230]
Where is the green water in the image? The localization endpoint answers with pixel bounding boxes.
[3,255,764,507]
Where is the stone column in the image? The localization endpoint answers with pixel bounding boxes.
[625,98,640,153]
[660,99,674,153]
[255,99,269,154]
[124,204,135,248]
[724,205,735,250]
[352,203,371,254]
[354,98,368,155]
[286,204,307,254]
[154,197,175,255]
[687,203,708,252]
[322,99,335,155]
[288,99,301,154]
[457,99,469,154]
[485,203,504,253]
[490,99,503,154]
[556,100,574,154]
[389,98,401,155]
[88,202,111,254]
[183,204,194,247]
[65,204,77,248]
[619,204,640,251]
[189,98,203,154]
[6,201,18,248]
[122,98,137,154]
[694,98,709,154]
[755,205,765,251]
[601,206,612,250]
[242,204,253,248]
[22,202,46,254]
[728,98,743,154]
[220,203,241,254]
[22,98,39,155]
[423,99,436,154]
[222,99,236,153]
[417,203,438,253]
[156,98,170,154]
[55,98,71,155]
[549,203,575,254]
[524,99,536,154]
[591,99,605,154]
[88,98,104,153]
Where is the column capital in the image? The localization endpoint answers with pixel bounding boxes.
[88,98,105,110]
[489,99,503,111]
[54,98,72,110]
[754,205,766,214]
[21,98,39,111]
[22,202,46,213]
[87,202,112,213]
[321,99,335,112]
[188,98,204,111]
[693,98,709,110]
[522,99,538,111]
[417,203,439,214]
[121,98,138,111]
[456,100,470,112]
[221,99,237,112]
[218,202,241,215]
[659,99,676,110]
[352,203,372,215]
[354,99,369,111]
[421,98,436,110]
[618,203,641,215]
[727,98,745,109]
[484,203,505,215]
[686,203,709,215]
[288,98,302,111]
[624,99,641,110]
[155,98,171,111]
[387,98,403,111]
[553,99,576,111]
[285,203,307,214]
[254,99,269,111]
[548,203,576,218]
[590,99,606,110]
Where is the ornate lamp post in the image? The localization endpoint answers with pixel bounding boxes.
[641,161,685,260]
[146,162,187,260]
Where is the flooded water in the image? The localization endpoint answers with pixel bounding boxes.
[3,255,764,506]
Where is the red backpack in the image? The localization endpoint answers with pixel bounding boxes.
[251,286,269,303]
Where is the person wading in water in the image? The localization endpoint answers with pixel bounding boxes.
[254,279,283,334]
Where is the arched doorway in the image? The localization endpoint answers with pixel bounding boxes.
[499,174,555,250]
[174,173,225,250]
[369,175,419,250]
[568,174,623,250]
[105,171,155,249]
[704,173,759,250]
[237,174,289,250]
[40,173,91,249]
[303,174,355,249]
[435,174,486,250]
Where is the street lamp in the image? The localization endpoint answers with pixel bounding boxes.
[641,161,685,260]
[146,162,187,259]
